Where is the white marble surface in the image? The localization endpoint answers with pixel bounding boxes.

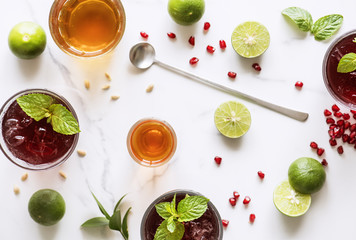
[1,0,356,239]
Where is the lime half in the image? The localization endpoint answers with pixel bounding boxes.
[168,0,205,26]
[214,101,251,138]
[231,21,270,58]
[273,180,311,217]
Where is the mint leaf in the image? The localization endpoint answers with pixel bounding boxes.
[81,217,109,227]
[170,194,177,215]
[282,7,313,32]
[337,53,356,73]
[109,209,121,231]
[177,196,209,222]
[311,14,343,41]
[155,202,174,220]
[16,94,53,121]
[154,219,184,240]
[49,104,80,135]
[167,216,176,233]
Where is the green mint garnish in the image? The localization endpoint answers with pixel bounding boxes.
[282,7,313,32]
[337,53,356,73]
[81,192,131,240]
[154,194,209,240]
[282,7,343,41]
[16,93,80,135]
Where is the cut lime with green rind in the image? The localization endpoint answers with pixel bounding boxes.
[231,21,270,58]
[168,0,205,26]
[273,180,311,217]
[214,101,251,138]
[288,157,326,194]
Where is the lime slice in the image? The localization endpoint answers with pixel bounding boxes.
[231,21,270,58]
[214,101,251,138]
[273,180,311,217]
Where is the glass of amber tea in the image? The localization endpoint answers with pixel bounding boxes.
[127,118,177,167]
[49,0,126,58]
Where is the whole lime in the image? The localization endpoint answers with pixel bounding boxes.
[28,189,66,226]
[8,21,46,59]
[288,157,326,194]
[168,0,205,26]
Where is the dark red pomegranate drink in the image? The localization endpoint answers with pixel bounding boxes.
[323,30,356,108]
[141,190,223,240]
[0,89,79,170]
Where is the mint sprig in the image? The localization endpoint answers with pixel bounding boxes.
[16,93,80,135]
[337,52,356,73]
[81,192,131,240]
[154,194,209,240]
[282,7,343,41]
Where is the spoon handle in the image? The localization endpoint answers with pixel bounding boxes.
[155,60,308,121]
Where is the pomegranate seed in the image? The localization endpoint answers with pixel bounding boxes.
[252,63,261,71]
[328,129,335,138]
[354,114,356,120]
[228,71,237,79]
[257,171,265,179]
[219,40,227,49]
[295,81,303,88]
[337,120,345,127]
[351,110,356,114]
[140,31,148,39]
[188,36,195,46]
[167,32,176,38]
[249,214,256,223]
[233,191,240,199]
[317,148,325,156]
[329,138,337,146]
[189,57,199,65]
[206,45,215,53]
[337,145,344,154]
[329,124,337,130]
[222,219,229,227]
[310,141,318,149]
[332,104,340,112]
[350,131,356,139]
[204,22,211,30]
[243,196,251,205]
[214,156,222,165]
[345,121,351,129]
[349,137,356,144]
[324,109,332,116]
[334,112,343,118]
[342,134,349,143]
[321,159,328,166]
[334,127,343,138]
[229,197,237,206]
[326,118,335,124]
[343,113,351,120]
[350,124,356,132]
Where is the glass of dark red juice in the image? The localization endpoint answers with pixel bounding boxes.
[0,89,79,170]
[141,189,223,240]
[323,30,356,109]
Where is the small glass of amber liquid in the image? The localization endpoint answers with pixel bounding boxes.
[49,0,126,58]
[127,118,177,167]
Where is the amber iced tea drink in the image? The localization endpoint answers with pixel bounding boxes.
[49,0,126,57]
[127,118,177,167]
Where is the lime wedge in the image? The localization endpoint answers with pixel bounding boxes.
[214,101,251,138]
[273,180,311,217]
[231,21,270,58]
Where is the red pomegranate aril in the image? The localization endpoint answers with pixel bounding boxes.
[295,81,303,88]
[349,137,356,144]
[329,124,337,130]
[353,114,356,120]
[321,159,328,166]
[337,119,345,127]
[351,110,356,114]
[329,138,337,146]
[349,131,356,139]
[342,134,349,143]
[343,113,351,120]
[310,141,318,149]
[229,197,237,206]
[214,156,222,165]
[140,31,148,39]
[167,32,176,38]
[328,129,335,138]
[233,191,240,199]
[219,40,227,49]
[317,148,325,156]
[334,112,343,118]
[337,146,344,154]
[204,22,211,30]
[324,109,332,116]
[332,104,340,112]
[249,214,256,223]
[257,171,265,179]
[206,45,215,53]
[350,124,356,132]
[326,118,335,124]
[334,127,343,138]
[344,121,351,129]
[188,36,195,46]
[228,71,237,79]
[252,63,261,71]
[243,196,251,205]
[222,219,229,227]
[189,57,199,65]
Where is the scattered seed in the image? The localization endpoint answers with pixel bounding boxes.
[84,80,90,90]
[204,22,211,31]
[243,196,251,205]
[233,191,240,199]
[249,214,256,223]
[252,63,261,71]
[222,219,229,227]
[317,148,325,156]
[332,104,340,112]
[257,171,265,179]
[189,57,199,65]
[102,84,110,90]
[310,141,318,149]
[21,172,28,181]
[13,186,20,195]
[146,84,154,93]
[206,45,215,53]
[105,72,111,81]
[219,40,227,49]
[77,149,87,157]
[140,31,149,39]
[214,156,222,165]
[59,171,67,179]
[167,32,176,39]
[229,197,237,206]
[321,159,328,166]
[295,81,304,89]
[111,95,120,100]
[228,71,237,79]
[188,36,195,46]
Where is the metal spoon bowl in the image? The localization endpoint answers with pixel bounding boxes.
[129,42,308,121]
